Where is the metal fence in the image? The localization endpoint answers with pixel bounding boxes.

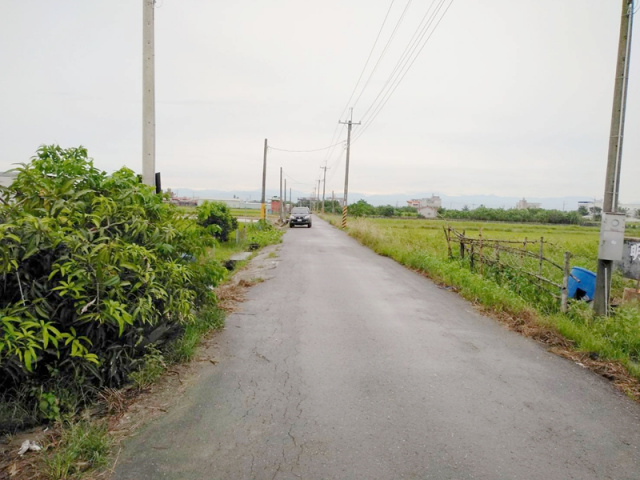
[443,226,573,312]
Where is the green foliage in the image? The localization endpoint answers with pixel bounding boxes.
[43,420,111,480]
[245,221,283,248]
[169,306,225,363]
[440,206,582,225]
[0,146,224,419]
[128,345,166,390]
[197,201,238,242]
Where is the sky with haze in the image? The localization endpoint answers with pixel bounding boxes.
[1,0,639,203]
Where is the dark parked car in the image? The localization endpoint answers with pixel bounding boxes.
[289,206,312,228]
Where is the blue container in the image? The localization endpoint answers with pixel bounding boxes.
[567,267,597,301]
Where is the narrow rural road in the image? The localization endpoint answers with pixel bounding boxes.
[114,217,640,480]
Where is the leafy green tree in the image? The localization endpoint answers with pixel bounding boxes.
[348,200,375,217]
[0,146,223,409]
[196,201,238,242]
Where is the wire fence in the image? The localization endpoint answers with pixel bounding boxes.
[443,226,574,313]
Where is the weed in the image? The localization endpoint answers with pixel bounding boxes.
[128,345,166,390]
[43,420,111,480]
[168,306,225,363]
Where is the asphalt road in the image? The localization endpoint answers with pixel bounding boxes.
[114,217,640,480]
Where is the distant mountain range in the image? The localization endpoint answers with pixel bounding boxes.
[170,188,636,212]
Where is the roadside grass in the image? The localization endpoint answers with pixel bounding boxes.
[42,421,111,480]
[325,215,640,388]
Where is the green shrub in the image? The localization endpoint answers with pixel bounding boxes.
[0,146,224,421]
[197,201,238,242]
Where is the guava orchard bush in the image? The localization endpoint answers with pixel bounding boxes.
[0,146,224,418]
[197,200,238,242]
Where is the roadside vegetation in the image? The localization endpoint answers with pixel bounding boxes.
[0,146,283,479]
[324,214,640,392]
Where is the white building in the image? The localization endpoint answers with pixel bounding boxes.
[515,198,541,210]
[407,195,441,209]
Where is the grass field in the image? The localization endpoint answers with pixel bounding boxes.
[323,214,640,387]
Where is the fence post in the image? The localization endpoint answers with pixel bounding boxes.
[470,243,475,271]
[444,226,453,259]
[561,251,571,313]
[539,237,544,276]
[460,229,465,259]
[479,228,484,275]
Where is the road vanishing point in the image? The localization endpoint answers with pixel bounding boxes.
[114,217,640,480]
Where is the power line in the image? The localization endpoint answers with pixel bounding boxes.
[351,0,414,110]
[354,0,455,143]
[358,0,441,122]
[337,0,398,120]
[268,141,345,153]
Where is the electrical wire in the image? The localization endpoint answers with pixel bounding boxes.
[351,0,414,110]
[358,0,441,123]
[268,140,345,153]
[353,0,454,143]
[337,0,398,121]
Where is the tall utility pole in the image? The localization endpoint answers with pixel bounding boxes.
[279,167,284,223]
[317,179,321,212]
[332,190,335,214]
[339,109,361,228]
[142,0,156,187]
[284,178,287,216]
[320,165,329,213]
[594,0,634,315]
[261,139,268,222]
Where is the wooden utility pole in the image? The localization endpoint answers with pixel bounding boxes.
[261,139,268,221]
[339,109,360,228]
[320,166,329,213]
[142,0,156,187]
[594,0,634,315]
[279,167,283,223]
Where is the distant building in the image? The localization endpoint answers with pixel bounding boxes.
[417,206,439,218]
[407,195,441,209]
[515,198,541,210]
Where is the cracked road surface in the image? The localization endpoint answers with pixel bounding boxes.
[114,217,640,479]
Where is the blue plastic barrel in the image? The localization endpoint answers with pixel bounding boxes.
[567,267,597,301]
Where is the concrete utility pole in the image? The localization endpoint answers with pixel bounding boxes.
[320,166,329,213]
[261,139,268,221]
[317,179,321,211]
[142,0,156,187]
[339,109,361,228]
[284,178,287,216]
[280,167,284,223]
[594,0,634,315]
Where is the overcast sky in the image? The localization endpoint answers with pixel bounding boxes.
[1,1,638,203]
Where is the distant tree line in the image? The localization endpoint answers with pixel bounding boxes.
[439,205,582,224]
